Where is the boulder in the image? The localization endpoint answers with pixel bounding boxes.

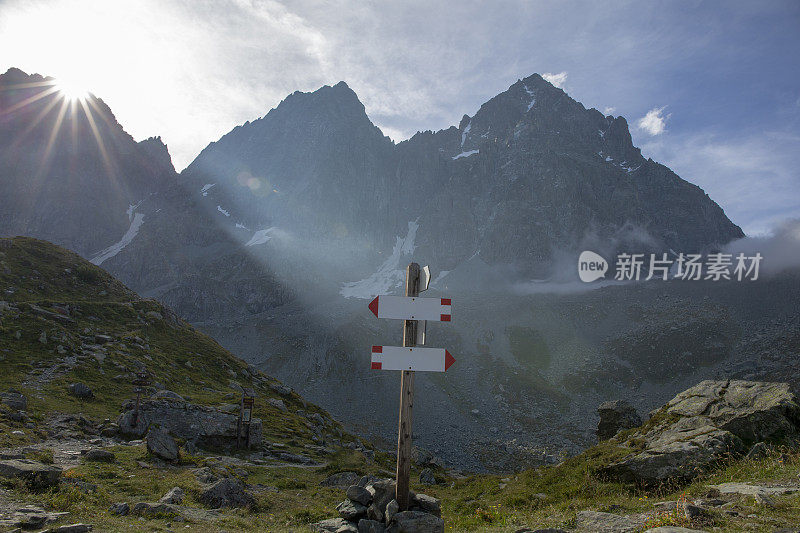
[108,502,129,516]
[268,398,287,412]
[132,502,178,518]
[574,511,643,532]
[597,400,642,441]
[192,466,220,485]
[387,510,444,533]
[347,485,372,506]
[311,518,352,532]
[45,524,93,533]
[1,389,27,411]
[410,494,440,517]
[366,478,396,516]
[159,486,184,504]
[68,383,94,399]
[84,449,115,462]
[146,427,179,461]
[419,468,436,485]
[358,519,387,533]
[117,410,148,438]
[0,459,62,489]
[337,499,367,520]
[150,390,185,402]
[385,499,399,523]
[602,380,800,484]
[118,398,262,448]
[198,478,254,508]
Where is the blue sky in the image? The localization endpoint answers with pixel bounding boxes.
[1,0,798,234]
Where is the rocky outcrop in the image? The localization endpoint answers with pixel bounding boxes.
[313,477,443,532]
[601,380,800,484]
[146,427,179,461]
[597,400,642,441]
[0,459,62,489]
[117,398,262,449]
[198,478,254,509]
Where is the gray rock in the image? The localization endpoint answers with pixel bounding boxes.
[1,389,26,411]
[117,410,148,438]
[754,491,776,508]
[160,486,184,504]
[574,511,643,533]
[320,472,359,488]
[643,528,706,533]
[84,449,115,462]
[682,504,709,520]
[337,498,367,520]
[746,441,771,460]
[385,499,399,523]
[347,484,373,506]
[132,502,178,517]
[146,427,179,461]
[366,503,384,522]
[198,478,254,508]
[268,398,287,412]
[597,400,642,441]
[108,502,129,516]
[269,382,292,396]
[68,382,93,399]
[602,380,800,484]
[419,468,436,485]
[46,524,94,533]
[358,519,387,533]
[312,518,353,532]
[366,478,396,516]
[118,398,262,448]
[150,390,185,402]
[387,510,444,533]
[0,459,62,489]
[192,466,220,485]
[410,493,441,517]
[706,481,797,495]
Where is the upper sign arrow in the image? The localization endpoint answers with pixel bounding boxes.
[368,295,452,322]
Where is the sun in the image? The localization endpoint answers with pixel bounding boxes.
[54,78,89,101]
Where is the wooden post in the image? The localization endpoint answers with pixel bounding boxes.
[396,262,420,510]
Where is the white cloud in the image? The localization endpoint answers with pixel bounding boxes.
[637,106,670,135]
[542,71,568,88]
[603,106,616,115]
[639,132,800,235]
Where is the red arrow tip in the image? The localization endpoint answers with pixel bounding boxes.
[368,296,379,318]
[445,350,455,371]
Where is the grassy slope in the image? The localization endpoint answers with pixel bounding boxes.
[2,237,799,532]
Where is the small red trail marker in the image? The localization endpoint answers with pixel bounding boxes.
[371,345,455,372]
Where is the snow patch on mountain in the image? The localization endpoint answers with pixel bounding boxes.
[245,227,277,246]
[126,200,143,221]
[340,220,420,299]
[201,183,216,196]
[453,149,479,160]
[90,213,145,266]
[461,120,471,148]
[524,84,536,111]
[217,206,230,217]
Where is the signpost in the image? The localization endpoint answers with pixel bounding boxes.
[370,262,455,511]
[132,369,151,425]
[237,393,255,449]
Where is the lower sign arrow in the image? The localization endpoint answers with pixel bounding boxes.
[371,346,455,372]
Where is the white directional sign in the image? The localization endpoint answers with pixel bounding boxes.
[371,345,455,372]
[368,295,452,322]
